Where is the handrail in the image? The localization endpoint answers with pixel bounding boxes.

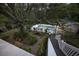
[56,35,79,56]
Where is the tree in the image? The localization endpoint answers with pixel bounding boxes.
[0,3,33,32]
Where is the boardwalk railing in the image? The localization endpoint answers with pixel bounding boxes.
[56,35,79,56]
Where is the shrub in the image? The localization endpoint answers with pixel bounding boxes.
[0,34,9,40]
[37,36,48,56]
[18,32,37,45]
[28,33,37,45]
[0,32,10,40]
[24,47,32,53]
[14,30,27,39]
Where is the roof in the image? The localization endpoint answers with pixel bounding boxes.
[33,24,53,27]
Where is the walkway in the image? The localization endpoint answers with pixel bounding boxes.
[48,38,56,56]
[50,34,65,56]
[0,39,33,56]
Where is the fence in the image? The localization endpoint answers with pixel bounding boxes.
[56,35,79,56]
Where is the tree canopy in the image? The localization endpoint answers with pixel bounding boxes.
[0,3,79,32]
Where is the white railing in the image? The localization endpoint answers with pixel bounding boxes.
[56,35,79,56]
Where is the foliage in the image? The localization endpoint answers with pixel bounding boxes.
[14,30,27,39]
[0,3,34,32]
[61,31,79,48]
[0,3,79,55]
[14,30,37,45]
[0,29,18,40]
[27,32,37,45]
[24,47,32,53]
[37,36,48,56]
[0,3,79,31]
[0,33,9,40]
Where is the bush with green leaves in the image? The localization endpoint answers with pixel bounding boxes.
[14,31,37,45]
[37,36,48,56]
[14,30,27,39]
[24,47,32,53]
[27,33,37,45]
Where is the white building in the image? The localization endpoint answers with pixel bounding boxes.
[31,24,59,35]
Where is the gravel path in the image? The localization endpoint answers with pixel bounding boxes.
[30,35,44,55]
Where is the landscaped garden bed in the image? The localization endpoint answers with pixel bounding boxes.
[0,29,48,56]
